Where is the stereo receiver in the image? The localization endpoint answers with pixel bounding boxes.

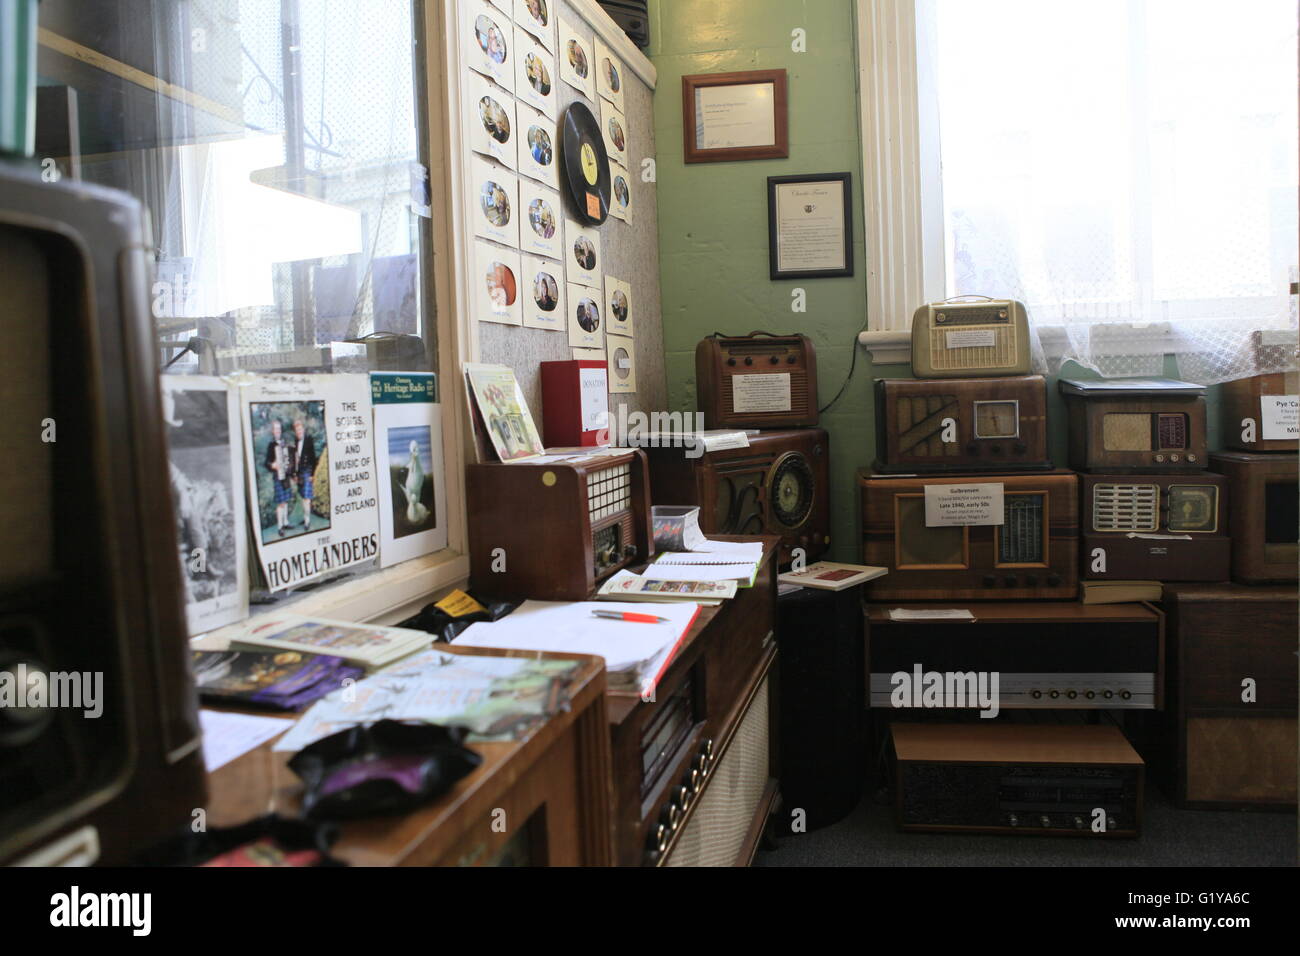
[910,298,1031,378]
[695,332,818,429]
[874,374,1050,473]
[891,722,1144,837]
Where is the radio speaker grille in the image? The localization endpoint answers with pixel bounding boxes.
[929,326,1016,372]
[587,462,631,521]
[1092,483,1159,532]
[665,676,770,867]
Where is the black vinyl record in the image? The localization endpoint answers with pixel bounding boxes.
[560,101,612,225]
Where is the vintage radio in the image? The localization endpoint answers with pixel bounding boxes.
[466,448,653,600]
[1221,371,1299,453]
[1060,378,1208,473]
[695,332,819,429]
[910,298,1031,379]
[891,722,1144,837]
[874,374,1051,473]
[1208,451,1298,584]
[643,428,829,567]
[867,602,1164,710]
[859,469,1078,600]
[1079,473,1230,582]
[1,164,206,865]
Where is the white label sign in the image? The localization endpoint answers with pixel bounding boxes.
[1260,395,1299,440]
[732,373,792,413]
[580,368,609,431]
[946,328,997,350]
[924,482,1005,527]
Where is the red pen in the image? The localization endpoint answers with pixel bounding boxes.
[591,610,670,624]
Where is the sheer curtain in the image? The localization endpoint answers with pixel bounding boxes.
[930,0,1298,382]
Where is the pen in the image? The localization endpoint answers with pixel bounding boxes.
[591,610,670,624]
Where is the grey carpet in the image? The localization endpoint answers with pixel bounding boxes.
[755,786,1296,867]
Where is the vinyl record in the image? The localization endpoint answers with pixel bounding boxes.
[560,101,611,225]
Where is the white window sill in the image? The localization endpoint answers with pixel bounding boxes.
[859,321,1184,366]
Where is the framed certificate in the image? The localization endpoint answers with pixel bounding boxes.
[767,172,854,280]
[682,69,788,164]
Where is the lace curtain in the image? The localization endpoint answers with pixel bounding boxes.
[930,0,1298,383]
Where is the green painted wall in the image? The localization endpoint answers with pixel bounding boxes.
[649,0,870,560]
[648,0,1229,563]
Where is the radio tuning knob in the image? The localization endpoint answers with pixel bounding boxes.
[1085,690,1096,699]
[727,358,736,366]
[1031,689,1042,699]
[991,445,1003,454]
[787,355,797,364]
[744,356,753,366]
[1103,690,1114,699]
[1015,442,1027,453]
[1049,689,1060,699]
[702,738,714,757]
[1008,814,1019,827]
[1047,574,1062,586]
[1025,574,1038,586]
[966,443,979,455]
[1074,816,1085,830]
[1120,689,1132,700]
[1004,575,1017,587]
[1067,690,1078,699]
[1040,815,1051,828]
[983,575,996,588]
[1188,454,1198,462]
[769,355,779,365]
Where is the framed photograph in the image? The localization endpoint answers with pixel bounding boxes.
[767,172,854,280]
[682,69,788,164]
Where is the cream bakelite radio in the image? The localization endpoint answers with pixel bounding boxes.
[910,298,1032,379]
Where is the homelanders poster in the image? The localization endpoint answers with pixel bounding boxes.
[241,374,380,592]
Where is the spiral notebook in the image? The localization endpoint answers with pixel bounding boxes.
[650,549,762,586]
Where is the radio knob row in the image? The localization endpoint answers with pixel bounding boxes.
[1028,688,1132,700]
[725,356,799,366]
[982,574,1061,588]
[646,739,716,862]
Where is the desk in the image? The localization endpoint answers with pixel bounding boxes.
[206,646,612,866]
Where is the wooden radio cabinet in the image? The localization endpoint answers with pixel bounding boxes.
[1149,583,1297,810]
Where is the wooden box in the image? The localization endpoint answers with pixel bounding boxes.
[1221,371,1299,453]
[874,374,1051,473]
[1153,583,1297,809]
[695,332,818,429]
[1208,451,1298,583]
[858,469,1079,600]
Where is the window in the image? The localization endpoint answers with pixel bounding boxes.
[35,0,468,622]
[858,0,1299,381]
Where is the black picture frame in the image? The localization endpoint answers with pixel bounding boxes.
[767,172,854,280]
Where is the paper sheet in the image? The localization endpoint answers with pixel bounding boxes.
[200,710,294,772]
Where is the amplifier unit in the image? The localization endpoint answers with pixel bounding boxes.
[695,332,818,429]
[874,374,1050,473]
[892,722,1144,836]
[910,298,1031,378]
[1080,473,1231,582]
[466,448,653,600]
[1060,378,1208,473]
[866,601,1164,711]
[859,469,1078,601]
[1221,371,1299,453]
[645,429,829,567]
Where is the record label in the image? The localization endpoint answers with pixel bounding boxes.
[560,102,611,225]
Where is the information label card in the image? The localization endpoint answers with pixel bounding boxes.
[924,482,1005,527]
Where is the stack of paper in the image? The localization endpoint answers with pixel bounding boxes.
[650,545,763,587]
[454,600,702,694]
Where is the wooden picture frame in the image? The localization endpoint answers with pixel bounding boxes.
[681,69,789,164]
[767,172,854,280]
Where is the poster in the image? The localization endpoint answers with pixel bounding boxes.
[567,282,604,350]
[464,363,546,462]
[565,217,601,286]
[559,19,594,100]
[514,104,559,189]
[518,178,563,260]
[604,274,633,338]
[594,37,624,112]
[372,373,448,567]
[520,254,567,331]
[514,29,557,118]
[600,97,628,168]
[241,374,380,592]
[462,0,514,92]
[472,239,523,326]
[162,376,248,635]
